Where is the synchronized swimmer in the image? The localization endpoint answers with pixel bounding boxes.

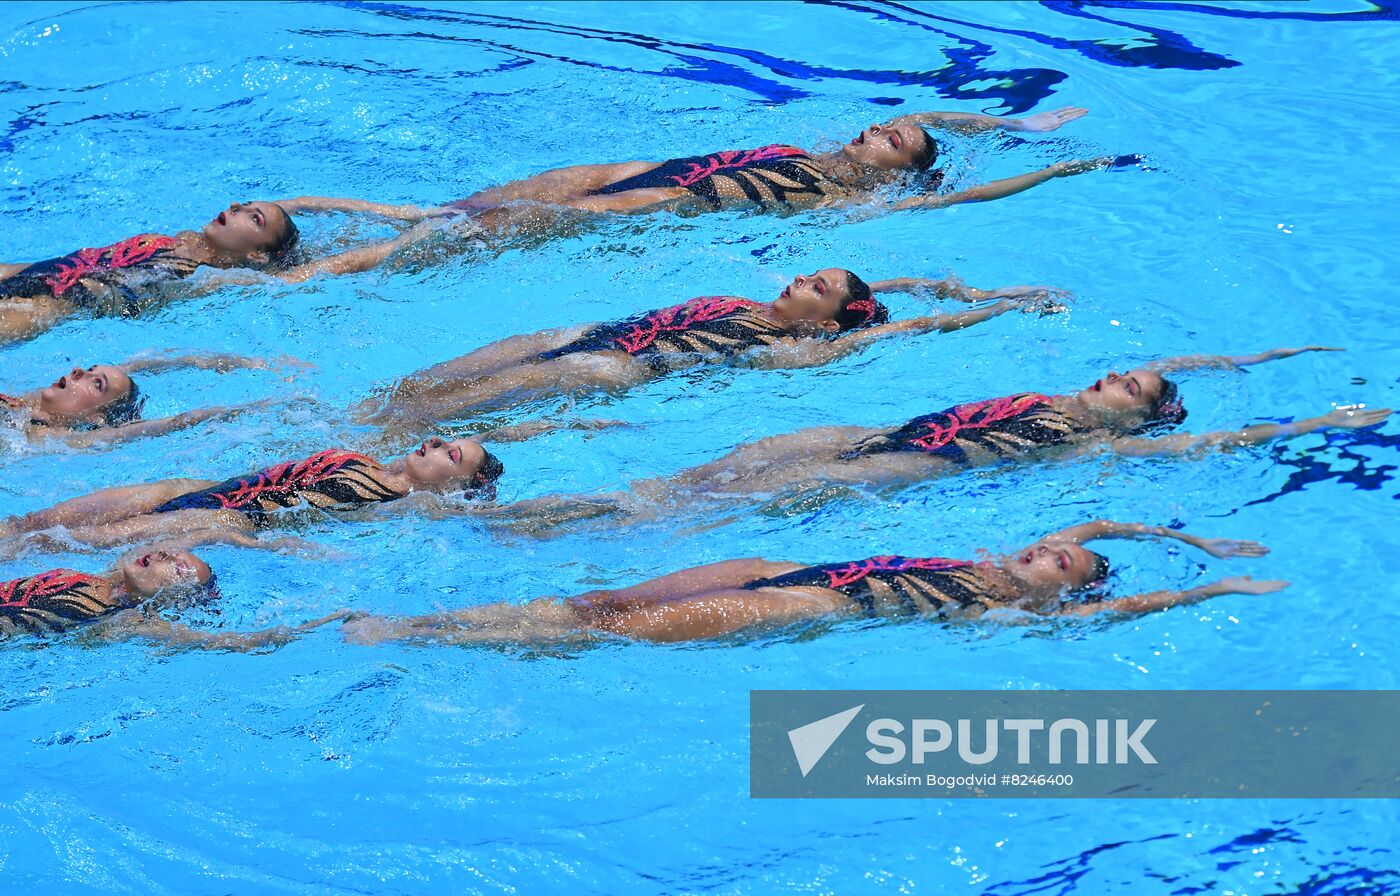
[338,520,1284,646]
[283,105,1107,221]
[476,347,1391,532]
[0,200,437,344]
[1,352,301,448]
[359,270,1068,427]
[0,436,503,553]
[0,546,345,649]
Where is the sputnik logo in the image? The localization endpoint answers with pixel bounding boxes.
[787,704,864,777]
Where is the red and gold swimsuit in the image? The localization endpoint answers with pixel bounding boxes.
[151,449,404,527]
[743,556,1002,617]
[0,569,122,637]
[843,393,1088,463]
[594,144,841,208]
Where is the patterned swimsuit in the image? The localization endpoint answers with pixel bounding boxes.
[150,449,405,527]
[595,145,843,209]
[536,296,791,371]
[0,234,195,315]
[0,570,124,638]
[843,393,1089,463]
[743,556,1003,618]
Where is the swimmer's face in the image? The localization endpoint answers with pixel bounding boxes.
[841,122,930,172]
[772,268,854,332]
[202,200,294,262]
[403,437,488,488]
[1076,368,1165,425]
[120,549,212,598]
[1008,541,1099,596]
[37,364,132,422]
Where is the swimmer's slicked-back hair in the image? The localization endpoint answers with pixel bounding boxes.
[101,378,143,427]
[474,450,506,488]
[834,270,890,331]
[910,127,938,173]
[1133,377,1188,435]
[464,449,506,500]
[1084,551,1111,590]
[266,203,301,268]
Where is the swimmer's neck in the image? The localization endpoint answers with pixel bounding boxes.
[1053,392,1096,424]
[9,394,67,429]
[811,151,886,190]
[381,457,431,496]
[106,569,136,607]
[985,558,1060,607]
[170,232,260,269]
[755,304,838,336]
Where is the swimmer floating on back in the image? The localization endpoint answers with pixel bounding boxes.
[280,105,1119,221]
[0,200,436,344]
[337,520,1284,646]
[0,436,505,553]
[475,347,1390,532]
[359,269,1070,428]
[1,352,303,449]
[0,546,343,649]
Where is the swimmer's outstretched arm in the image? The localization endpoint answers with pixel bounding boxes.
[889,106,1088,134]
[273,221,441,284]
[118,352,310,376]
[90,610,350,652]
[1110,406,1392,457]
[893,158,1116,210]
[1042,520,1269,559]
[54,398,287,449]
[750,293,1065,370]
[868,276,1071,304]
[1056,576,1289,617]
[273,196,447,222]
[1148,346,1344,374]
[476,418,631,444]
[55,408,231,448]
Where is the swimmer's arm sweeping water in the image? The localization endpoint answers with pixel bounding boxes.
[273,195,447,222]
[118,352,309,376]
[747,293,1066,370]
[1147,346,1344,374]
[1056,576,1290,617]
[890,106,1088,134]
[53,397,291,449]
[1042,520,1270,558]
[89,610,351,652]
[1109,406,1392,457]
[891,158,1117,210]
[868,276,1071,304]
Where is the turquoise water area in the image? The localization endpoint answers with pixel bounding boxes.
[1,2,1398,893]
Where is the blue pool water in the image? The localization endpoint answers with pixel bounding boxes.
[2,1,1399,892]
